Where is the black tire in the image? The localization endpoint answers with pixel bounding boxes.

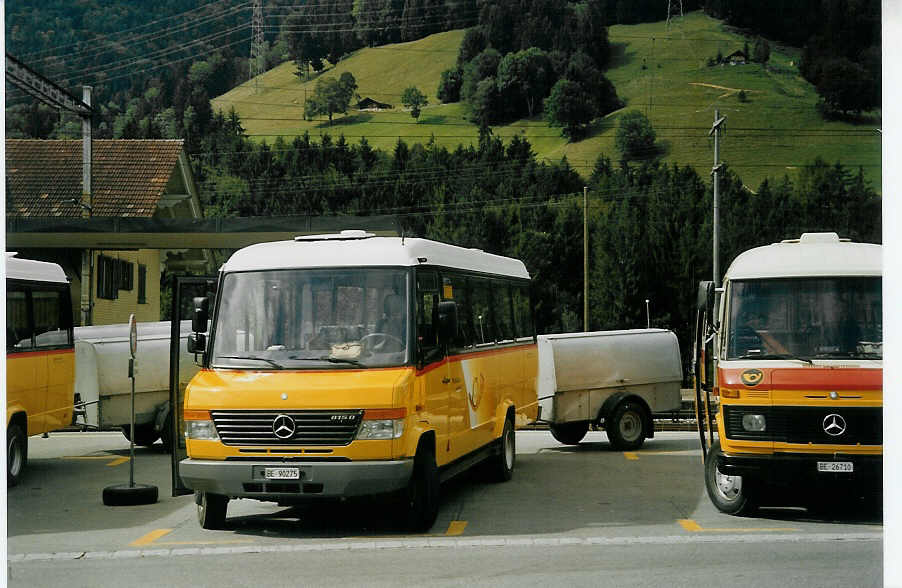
[121,423,160,447]
[196,491,229,530]
[102,483,159,506]
[7,421,27,488]
[485,417,516,482]
[549,421,589,445]
[402,446,440,532]
[704,441,757,516]
[605,401,647,451]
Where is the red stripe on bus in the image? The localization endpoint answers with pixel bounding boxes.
[416,343,537,376]
[720,367,881,391]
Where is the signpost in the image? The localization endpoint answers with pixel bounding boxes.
[102,315,159,506]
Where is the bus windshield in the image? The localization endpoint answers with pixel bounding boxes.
[211,268,410,369]
[726,277,882,361]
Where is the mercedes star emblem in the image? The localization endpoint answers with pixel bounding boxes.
[822,413,847,437]
[272,414,297,440]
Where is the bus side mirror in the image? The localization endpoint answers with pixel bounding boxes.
[697,281,715,322]
[187,333,206,354]
[437,301,458,345]
[192,296,209,333]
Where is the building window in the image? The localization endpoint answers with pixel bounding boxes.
[138,265,147,304]
[119,260,134,291]
[97,255,118,300]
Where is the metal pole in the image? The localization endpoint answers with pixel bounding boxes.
[81,86,93,326]
[710,110,725,288]
[583,186,589,332]
[646,299,650,328]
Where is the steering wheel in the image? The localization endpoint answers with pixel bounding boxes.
[360,333,405,354]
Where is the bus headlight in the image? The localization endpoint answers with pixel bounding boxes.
[184,410,220,440]
[741,414,767,432]
[357,408,406,440]
[357,419,405,440]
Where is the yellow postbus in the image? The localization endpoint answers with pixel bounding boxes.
[180,231,538,530]
[6,254,76,487]
[694,233,882,514]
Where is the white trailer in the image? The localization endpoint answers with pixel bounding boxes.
[537,329,682,449]
[74,320,198,449]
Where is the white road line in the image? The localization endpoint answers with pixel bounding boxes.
[7,532,882,563]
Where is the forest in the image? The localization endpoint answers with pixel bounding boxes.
[4,0,882,364]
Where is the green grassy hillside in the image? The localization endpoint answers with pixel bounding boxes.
[213,12,881,190]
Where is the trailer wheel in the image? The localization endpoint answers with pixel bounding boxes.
[605,401,646,450]
[549,421,589,445]
[705,441,757,516]
[196,491,229,530]
[121,423,160,447]
[7,422,27,488]
[402,445,440,532]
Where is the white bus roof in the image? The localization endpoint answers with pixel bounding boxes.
[5,253,69,284]
[221,232,530,279]
[725,233,881,280]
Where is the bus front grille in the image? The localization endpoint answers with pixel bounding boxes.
[724,405,882,445]
[211,410,363,446]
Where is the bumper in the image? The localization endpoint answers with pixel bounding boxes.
[717,451,882,483]
[179,458,414,500]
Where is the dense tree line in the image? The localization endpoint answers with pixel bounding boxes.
[704,0,880,116]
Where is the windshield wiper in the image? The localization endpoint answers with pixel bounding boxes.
[736,353,813,365]
[216,355,286,369]
[319,356,366,367]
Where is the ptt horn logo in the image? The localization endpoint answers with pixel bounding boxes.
[740,369,764,387]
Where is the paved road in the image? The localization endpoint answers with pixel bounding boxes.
[6,431,884,587]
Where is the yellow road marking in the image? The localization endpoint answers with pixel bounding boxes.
[623,452,639,460]
[678,519,704,531]
[106,457,130,467]
[445,521,468,536]
[130,529,173,547]
[62,455,117,459]
[679,518,798,532]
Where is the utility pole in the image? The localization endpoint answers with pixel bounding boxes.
[583,186,589,332]
[251,0,265,94]
[666,0,683,28]
[709,110,726,288]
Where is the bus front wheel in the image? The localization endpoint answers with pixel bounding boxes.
[705,441,757,516]
[196,491,229,530]
[403,446,440,532]
[7,422,27,487]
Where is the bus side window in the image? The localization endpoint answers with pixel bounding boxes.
[6,287,33,351]
[471,278,496,345]
[416,270,440,360]
[494,281,514,342]
[512,283,533,341]
[33,289,68,348]
[442,273,473,351]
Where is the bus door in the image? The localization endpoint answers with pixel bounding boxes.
[415,270,451,463]
[694,281,717,460]
[6,284,46,433]
[170,275,217,496]
[33,286,74,431]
